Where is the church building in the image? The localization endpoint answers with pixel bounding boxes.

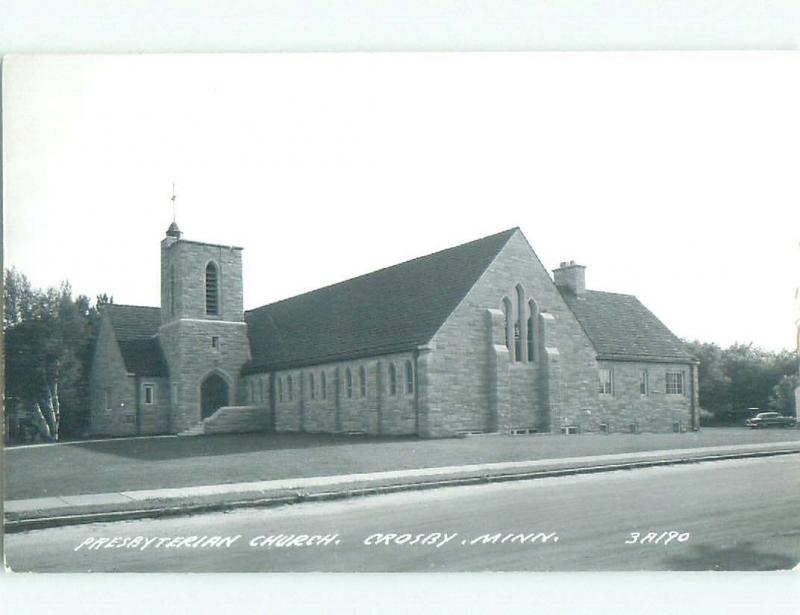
[89,224,699,438]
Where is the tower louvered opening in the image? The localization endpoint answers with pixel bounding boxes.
[205,262,219,315]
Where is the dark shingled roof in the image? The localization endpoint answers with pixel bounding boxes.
[560,289,695,363]
[243,228,518,373]
[105,304,168,376]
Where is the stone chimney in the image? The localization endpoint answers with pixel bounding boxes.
[553,260,586,295]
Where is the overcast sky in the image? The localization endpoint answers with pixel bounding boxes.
[4,52,798,351]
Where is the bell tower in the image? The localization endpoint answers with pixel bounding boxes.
[157,221,251,432]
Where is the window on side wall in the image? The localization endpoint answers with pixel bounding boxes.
[346,368,353,398]
[321,371,327,400]
[359,366,367,398]
[389,363,397,396]
[143,383,155,405]
[104,389,112,411]
[666,371,685,395]
[598,369,613,395]
[405,360,414,395]
[205,262,219,316]
[287,375,294,401]
[640,370,649,396]
[309,373,316,400]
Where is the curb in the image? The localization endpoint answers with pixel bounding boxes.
[5,446,799,534]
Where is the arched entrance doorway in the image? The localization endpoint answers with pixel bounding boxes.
[201,373,229,419]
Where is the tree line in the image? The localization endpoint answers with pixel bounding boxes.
[3,268,111,442]
[2,269,798,443]
[684,340,797,424]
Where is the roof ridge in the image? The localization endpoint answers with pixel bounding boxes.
[246,227,518,314]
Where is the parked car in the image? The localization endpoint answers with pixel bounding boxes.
[744,412,796,429]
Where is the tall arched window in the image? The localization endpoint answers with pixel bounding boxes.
[321,371,327,400]
[515,285,526,362]
[502,297,514,360]
[205,262,219,315]
[346,368,353,398]
[389,363,397,396]
[527,299,539,362]
[309,372,316,400]
[359,366,367,398]
[405,360,414,395]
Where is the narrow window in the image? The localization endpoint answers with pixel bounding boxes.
[502,297,514,358]
[321,371,327,400]
[359,366,367,398]
[515,285,525,362]
[104,389,112,411]
[171,383,179,405]
[640,370,649,396]
[259,378,265,403]
[144,383,156,404]
[287,375,293,401]
[205,262,219,316]
[598,369,613,395]
[211,336,220,350]
[309,373,316,400]
[389,363,397,396]
[405,360,414,395]
[346,368,353,398]
[277,378,284,403]
[527,299,538,362]
[666,371,685,395]
[249,381,255,403]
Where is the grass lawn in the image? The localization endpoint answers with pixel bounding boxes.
[5,427,800,500]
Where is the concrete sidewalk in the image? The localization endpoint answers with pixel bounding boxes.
[5,440,800,532]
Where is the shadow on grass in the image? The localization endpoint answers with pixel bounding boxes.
[72,432,425,461]
[664,541,798,571]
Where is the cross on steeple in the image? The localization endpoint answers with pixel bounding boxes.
[170,182,177,223]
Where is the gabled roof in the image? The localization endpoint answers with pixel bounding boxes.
[104,304,168,377]
[560,289,695,363]
[243,228,518,373]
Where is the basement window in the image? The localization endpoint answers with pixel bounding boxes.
[599,423,609,434]
[561,425,579,435]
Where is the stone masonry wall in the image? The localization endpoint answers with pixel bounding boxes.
[594,360,695,433]
[161,239,244,324]
[89,316,137,436]
[422,230,600,437]
[158,319,251,432]
[89,315,170,436]
[267,351,417,435]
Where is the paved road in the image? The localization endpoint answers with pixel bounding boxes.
[5,455,799,571]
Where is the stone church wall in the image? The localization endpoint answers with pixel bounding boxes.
[89,316,138,436]
[593,360,695,433]
[89,316,170,436]
[422,231,600,437]
[267,351,417,436]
